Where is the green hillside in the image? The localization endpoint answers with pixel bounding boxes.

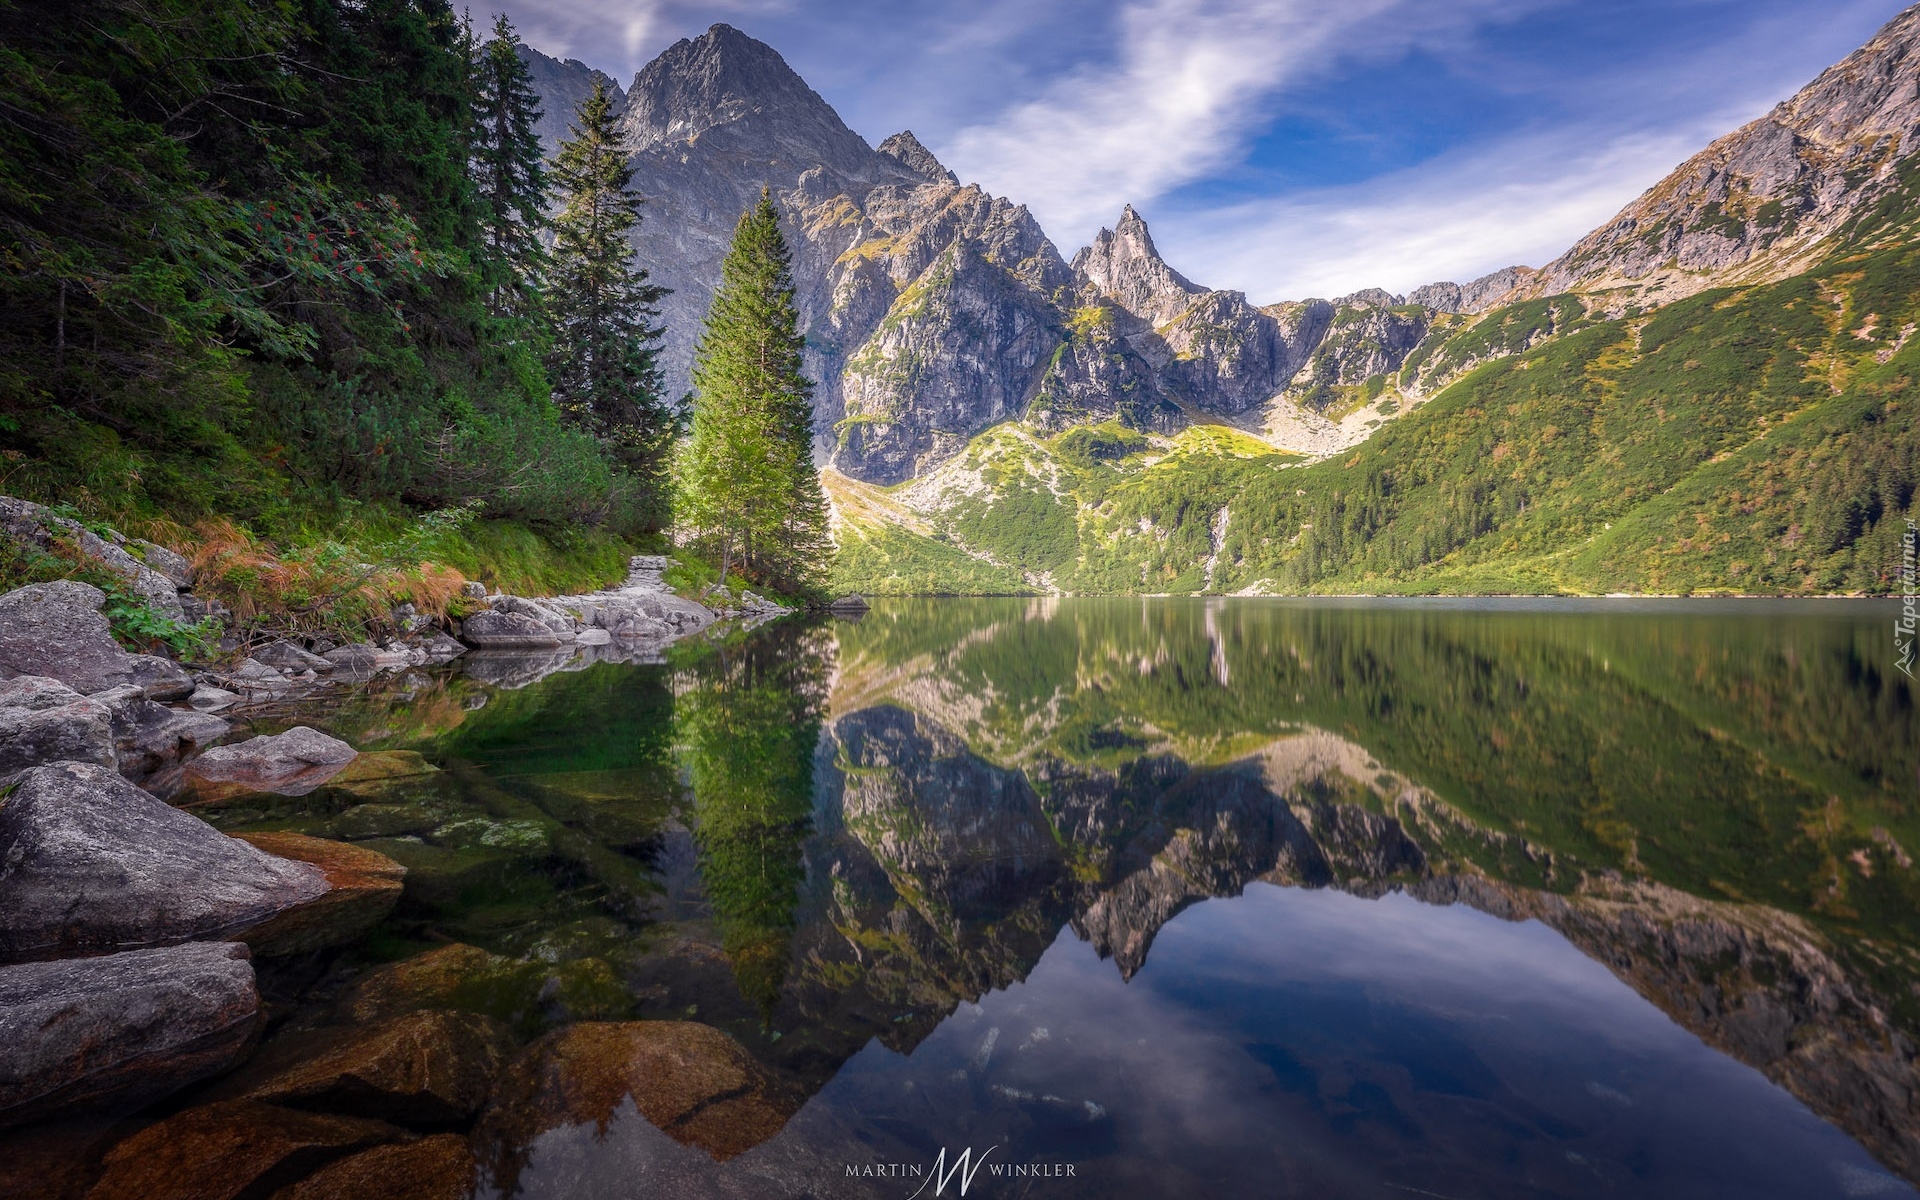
[835,216,1920,597]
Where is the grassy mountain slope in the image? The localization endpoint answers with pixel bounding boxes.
[835,222,1920,596]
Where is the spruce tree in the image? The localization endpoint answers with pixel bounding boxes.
[680,191,831,593]
[546,78,675,527]
[468,13,548,319]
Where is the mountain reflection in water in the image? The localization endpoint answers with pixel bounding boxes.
[183,599,1917,1199]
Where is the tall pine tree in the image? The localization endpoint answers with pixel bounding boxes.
[547,78,675,529]
[467,13,548,320]
[679,191,831,593]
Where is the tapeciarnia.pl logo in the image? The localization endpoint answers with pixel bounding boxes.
[1899,518,1917,680]
[843,1146,1077,1196]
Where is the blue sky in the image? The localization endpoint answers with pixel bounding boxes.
[495,0,1910,301]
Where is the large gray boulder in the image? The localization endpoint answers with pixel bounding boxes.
[88,684,231,776]
[0,675,116,778]
[459,610,565,649]
[182,726,358,796]
[0,761,328,963]
[0,942,258,1127]
[0,496,184,620]
[0,581,192,698]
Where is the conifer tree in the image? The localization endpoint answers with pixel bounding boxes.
[546,78,675,526]
[680,191,831,593]
[467,13,548,319]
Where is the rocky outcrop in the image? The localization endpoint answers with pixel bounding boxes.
[0,762,328,963]
[1407,266,1535,314]
[877,130,957,185]
[1519,4,1920,308]
[458,555,716,651]
[0,942,259,1127]
[95,684,230,777]
[183,727,359,797]
[0,496,186,621]
[0,581,192,698]
[517,44,625,159]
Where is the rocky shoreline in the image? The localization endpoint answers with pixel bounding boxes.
[0,523,813,1198]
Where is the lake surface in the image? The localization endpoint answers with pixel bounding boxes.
[180,600,1920,1197]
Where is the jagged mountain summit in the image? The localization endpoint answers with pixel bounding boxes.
[523,24,1460,483]
[516,46,624,158]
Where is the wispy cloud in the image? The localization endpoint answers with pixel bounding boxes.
[1156,122,1723,301]
[943,0,1545,247]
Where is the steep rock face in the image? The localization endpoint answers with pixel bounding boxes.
[876,130,957,185]
[1284,293,1435,410]
[516,46,624,158]
[1522,3,1920,307]
[613,24,925,404]
[1072,206,1321,416]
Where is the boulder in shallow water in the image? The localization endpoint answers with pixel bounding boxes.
[0,581,192,698]
[0,675,116,778]
[211,1009,512,1126]
[0,942,258,1127]
[251,640,332,673]
[269,1133,476,1200]
[231,833,406,958]
[183,726,358,796]
[477,1021,800,1165]
[81,1099,403,1200]
[458,610,565,649]
[0,762,328,963]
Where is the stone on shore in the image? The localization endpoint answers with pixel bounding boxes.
[183,727,358,796]
[0,496,185,621]
[91,684,230,775]
[211,1010,512,1126]
[0,675,116,778]
[0,581,192,698]
[252,640,332,672]
[477,1021,799,1164]
[269,1134,476,1200]
[458,610,565,649]
[81,1099,403,1200]
[232,833,406,958]
[0,762,328,964]
[0,942,259,1128]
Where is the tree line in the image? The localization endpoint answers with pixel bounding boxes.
[0,0,830,596]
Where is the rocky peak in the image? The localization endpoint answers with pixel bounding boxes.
[1333,288,1404,310]
[1072,205,1203,326]
[1406,266,1533,314]
[515,46,625,159]
[619,23,902,185]
[877,130,958,185]
[1521,2,1920,306]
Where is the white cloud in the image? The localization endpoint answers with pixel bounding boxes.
[1154,119,1729,300]
[943,0,1543,247]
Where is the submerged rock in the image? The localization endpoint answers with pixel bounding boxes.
[183,726,358,797]
[210,1010,512,1126]
[81,1099,403,1200]
[0,942,258,1128]
[478,1021,799,1165]
[231,833,406,958]
[0,581,192,698]
[270,1133,476,1200]
[0,762,328,963]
